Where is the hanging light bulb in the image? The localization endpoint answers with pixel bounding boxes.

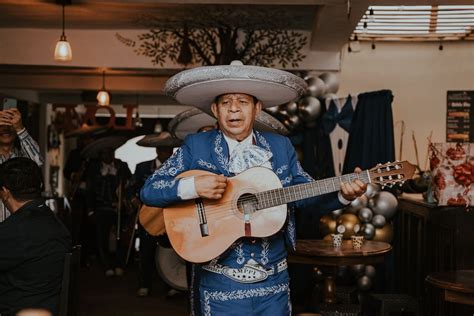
[97,71,110,106]
[54,2,72,61]
[368,7,375,23]
[134,94,143,127]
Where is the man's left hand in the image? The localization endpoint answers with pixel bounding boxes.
[0,109,24,132]
[340,167,367,202]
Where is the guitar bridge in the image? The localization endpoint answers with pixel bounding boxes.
[195,198,209,237]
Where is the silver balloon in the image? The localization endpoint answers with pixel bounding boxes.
[357,275,372,291]
[350,264,365,276]
[372,214,387,228]
[365,183,381,199]
[365,265,376,279]
[346,195,368,213]
[297,96,322,122]
[331,208,344,218]
[319,72,340,94]
[372,191,398,220]
[305,76,326,98]
[282,114,302,132]
[285,101,299,115]
[361,223,375,240]
[265,105,280,115]
[358,207,373,223]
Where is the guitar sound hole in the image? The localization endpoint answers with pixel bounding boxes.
[237,193,258,215]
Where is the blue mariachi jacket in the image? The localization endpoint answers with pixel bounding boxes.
[140,129,344,268]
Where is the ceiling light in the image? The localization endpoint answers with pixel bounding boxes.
[97,71,110,106]
[54,2,72,61]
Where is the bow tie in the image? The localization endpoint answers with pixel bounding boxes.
[322,96,354,135]
[228,142,273,174]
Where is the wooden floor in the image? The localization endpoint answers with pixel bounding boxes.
[78,261,188,316]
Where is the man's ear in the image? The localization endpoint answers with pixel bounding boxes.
[211,103,218,118]
[0,186,10,200]
[255,101,262,116]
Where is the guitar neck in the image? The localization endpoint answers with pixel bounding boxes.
[256,170,371,209]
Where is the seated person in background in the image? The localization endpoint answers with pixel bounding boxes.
[0,158,71,316]
[0,108,43,222]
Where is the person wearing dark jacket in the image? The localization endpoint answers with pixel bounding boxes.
[0,157,71,316]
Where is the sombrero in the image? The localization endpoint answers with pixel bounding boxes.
[168,107,289,140]
[136,131,183,148]
[164,61,307,113]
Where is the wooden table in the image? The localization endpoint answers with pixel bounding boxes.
[425,270,474,315]
[289,239,392,304]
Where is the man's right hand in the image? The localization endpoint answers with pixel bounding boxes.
[194,174,227,200]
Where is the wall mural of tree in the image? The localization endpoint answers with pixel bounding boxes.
[116,6,309,67]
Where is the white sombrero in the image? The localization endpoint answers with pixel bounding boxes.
[164,61,307,112]
[168,107,289,140]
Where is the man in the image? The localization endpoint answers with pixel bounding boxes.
[132,132,179,297]
[0,108,43,222]
[86,146,131,277]
[0,158,71,316]
[141,61,366,315]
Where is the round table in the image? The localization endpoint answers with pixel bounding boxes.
[289,239,392,304]
[425,270,474,315]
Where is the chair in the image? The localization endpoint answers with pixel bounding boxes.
[59,245,82,316]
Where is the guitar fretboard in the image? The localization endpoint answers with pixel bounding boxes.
[255,170,371,210]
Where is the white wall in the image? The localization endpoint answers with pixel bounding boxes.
[338,41,474,169]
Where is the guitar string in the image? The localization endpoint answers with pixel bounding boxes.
[199,172,371,216]
[191,172,372,219]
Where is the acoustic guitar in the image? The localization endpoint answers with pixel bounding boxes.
[140,161,415,263]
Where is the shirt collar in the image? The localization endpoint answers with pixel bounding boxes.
[222,132,254,155]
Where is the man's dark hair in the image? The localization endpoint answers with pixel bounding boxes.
[214,94,259,105]
[0,157,43,201]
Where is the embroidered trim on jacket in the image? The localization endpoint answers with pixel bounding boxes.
[203,283,289,316]
[197,159,217,171]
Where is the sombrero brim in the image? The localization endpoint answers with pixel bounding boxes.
[168,107,288,140]
[165,64,307,109]
[136,134,183,148]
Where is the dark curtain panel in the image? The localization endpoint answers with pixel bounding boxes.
[342,89,395,173]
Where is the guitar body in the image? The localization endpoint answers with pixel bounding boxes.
[164,167,287,263]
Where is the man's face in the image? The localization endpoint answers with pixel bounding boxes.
[211,93,261,141]
[0,125,16,145]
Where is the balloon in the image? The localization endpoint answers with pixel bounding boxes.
[306,76,326,98]
[350,264,365,276]
[336,213,361,239]
[365,265,376,279]
[372,191,398,220]
[313,267,325,282]
[357,275,372,291]
[285,101,299,115]
[319,72,340,94]
[265,105,280,115]
[372,214,386,228]
[361,223,375,240]
[373,223,394,243]
[331,208,344,218]
[319,215,337,236]
[365,183,381,199]
[323,234,333,241]
[282,114,302,132]
[297,97,322,122]
[346,195,368,213]
[358,207,373,223]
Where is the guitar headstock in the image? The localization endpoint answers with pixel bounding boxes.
[368,161,416,189]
